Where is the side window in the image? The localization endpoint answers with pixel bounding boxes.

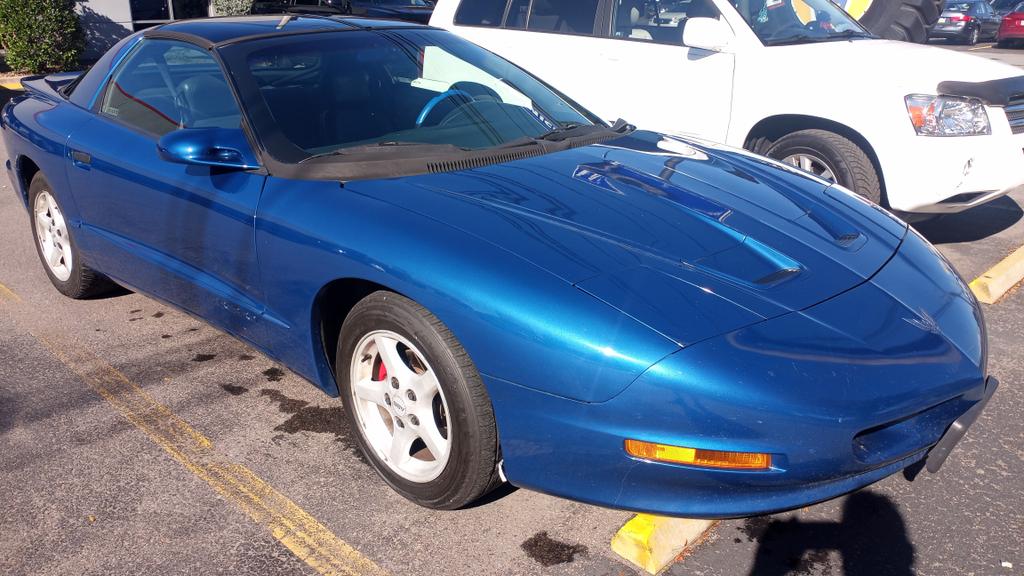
[454,0,509,26]
[505,0,529,28]
[527,0,601,34]
[613,0,720,45]
[100,39,241,137]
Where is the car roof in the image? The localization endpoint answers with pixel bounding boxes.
[153,14,426,45]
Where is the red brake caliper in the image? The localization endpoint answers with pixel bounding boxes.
[376,356,388,381]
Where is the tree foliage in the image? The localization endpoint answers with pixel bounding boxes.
[212,0,255,16]
[0,0,83,74]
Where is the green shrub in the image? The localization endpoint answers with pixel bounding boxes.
[0,0,82,74]
[212,0,255,16]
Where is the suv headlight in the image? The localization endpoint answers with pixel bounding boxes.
[905,94,991,136]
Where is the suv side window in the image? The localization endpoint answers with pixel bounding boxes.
[527,0,601,34]
[454,0,509,26]
[100,39,241,137]
[612,0,720,45]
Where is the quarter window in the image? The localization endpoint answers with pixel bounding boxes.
[526,0,601,34]
[454,0,508,26]
[100,40,241,137]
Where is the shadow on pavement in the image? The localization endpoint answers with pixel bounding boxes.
[0,86,21,108]
[745,491,914,576]
[914,195,1023,244]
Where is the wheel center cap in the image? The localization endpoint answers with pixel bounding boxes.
[391,396,407,415]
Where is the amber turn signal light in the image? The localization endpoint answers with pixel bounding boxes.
[624,439,771,470]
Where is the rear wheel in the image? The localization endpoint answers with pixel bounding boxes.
[337,291,500,509]
[28,173,111,299]
[965,26,980,45]
[765,129,883,206]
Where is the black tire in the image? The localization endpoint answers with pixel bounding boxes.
[337,291,499,510]
[765,129,883,206]
[27,173,112,299]
[965,26,980,45]
[857,0,942,43]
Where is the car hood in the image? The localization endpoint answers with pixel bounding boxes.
[765,39,1022,91]
[349,131,907,347]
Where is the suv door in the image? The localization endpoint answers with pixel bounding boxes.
[445,0,734,141]
[66,39,268,338]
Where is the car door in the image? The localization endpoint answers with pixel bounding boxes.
[66,38,269,339]
[981,2,1002,36]
[446,0,734,141]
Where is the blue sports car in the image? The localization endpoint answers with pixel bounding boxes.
[2,15,996,517]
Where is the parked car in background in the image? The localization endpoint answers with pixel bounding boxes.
[433,0,1024,215]
[251,0,350,16]
[1,15,996,518]
[992,0,1021,17]
[929,0,1001,44]
[997,1,1024,45]
[252,0,433,23]
[349,0,434,22]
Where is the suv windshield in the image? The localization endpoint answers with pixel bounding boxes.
[728,0,872,46]
[226,28,595,162]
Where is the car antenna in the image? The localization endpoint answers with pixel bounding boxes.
[277,14,296,29]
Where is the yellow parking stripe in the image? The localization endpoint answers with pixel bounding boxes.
[31,331,387,576]
[0,282,21,302]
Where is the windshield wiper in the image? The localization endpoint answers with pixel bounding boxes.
[300,141,466,163]
[533,118,634,143]
[765,29,871,46]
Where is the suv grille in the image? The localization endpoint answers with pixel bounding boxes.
[1006,95,1024,135]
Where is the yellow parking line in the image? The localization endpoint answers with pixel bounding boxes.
[0,282,21,302]
[31,330,387,576]
[968,45,991,51]
[970,244,1024,304]
[0,81,22,90]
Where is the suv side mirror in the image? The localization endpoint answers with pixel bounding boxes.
[157,128,260,170]
[683,17,734,52]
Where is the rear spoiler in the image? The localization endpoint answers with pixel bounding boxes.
[20,71,83,102]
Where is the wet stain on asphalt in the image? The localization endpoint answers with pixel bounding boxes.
[520,531,587,567]
[161,334,171,339]
[221,384,249,396]
[259,389,367,464]
[262,367,285,382]
[129,309,142,314]
[739,516,771,542]
[192,353,217,362]
[187,328,199,332]
[238,354,255,361]
[152,311,165,318]
[128,317,142,322]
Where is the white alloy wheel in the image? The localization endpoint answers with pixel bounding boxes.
[33,190,73,282]
[782,152,836,182]
[349,330,452,483]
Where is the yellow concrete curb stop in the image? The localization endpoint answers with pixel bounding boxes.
[0,81,23,90]
[969,244,1024,304]
[611,514,717,575]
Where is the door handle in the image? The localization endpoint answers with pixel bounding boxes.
[71,150,91,169]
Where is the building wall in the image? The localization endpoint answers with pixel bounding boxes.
[75,0,213,59]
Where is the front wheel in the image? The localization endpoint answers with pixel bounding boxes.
[966,26,980,45]
[28,173,111,298]
[337,291,500,509]
[765,129,883,206]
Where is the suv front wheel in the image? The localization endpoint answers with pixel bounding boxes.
[764,129,884,206]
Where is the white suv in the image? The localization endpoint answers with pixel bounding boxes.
[431,0,1024,214]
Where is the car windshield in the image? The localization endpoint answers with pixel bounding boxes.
[227,28,594,161]
[728,0,872,46]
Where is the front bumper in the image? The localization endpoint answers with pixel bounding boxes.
[879,110,1024,213]
[490,232,992,518]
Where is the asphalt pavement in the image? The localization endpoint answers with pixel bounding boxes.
[2,44,1023,576]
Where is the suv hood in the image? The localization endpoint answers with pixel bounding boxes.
[766,39,1022,91]
[350,131,907,347]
